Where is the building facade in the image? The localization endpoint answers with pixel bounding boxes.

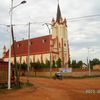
[3,3,70,68]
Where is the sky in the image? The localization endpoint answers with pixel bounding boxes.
[0,0,100,62]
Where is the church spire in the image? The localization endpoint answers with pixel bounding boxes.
[56,0,62,23]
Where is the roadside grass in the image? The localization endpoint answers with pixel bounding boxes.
[0,81,33,90]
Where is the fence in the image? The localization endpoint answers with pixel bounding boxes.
[0,61,8,83]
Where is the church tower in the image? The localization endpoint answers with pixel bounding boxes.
[51,2,70,67]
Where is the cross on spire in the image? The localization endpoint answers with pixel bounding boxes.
[56,0,62,22]
[57,0,59,4]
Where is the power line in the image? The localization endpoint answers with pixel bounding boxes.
[68,15,100,22]
[68,14,100,20]
[0,14,100,27]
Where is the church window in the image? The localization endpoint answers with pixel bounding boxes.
[42,39,46,43]
[30,42,33,46]
[17,44,20,48]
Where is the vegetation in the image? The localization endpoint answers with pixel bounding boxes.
[30,58,61,69]
[70,58,100,69]
[52,60,56,68]
[71,60,83,69]
[45,60,50,68]
[90,58,100,69]
[0,81,33,89]
[56,58,61,68]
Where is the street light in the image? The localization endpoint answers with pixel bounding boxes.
[8,0,26,89]
[42,23,52,78]
[21,1,27,4]
[10,1,27,11]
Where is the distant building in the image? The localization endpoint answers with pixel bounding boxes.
[3,3,70,67]
[82,63,88,69]
[93,65,100,70]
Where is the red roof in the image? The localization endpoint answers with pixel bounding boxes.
[4,35,52,57]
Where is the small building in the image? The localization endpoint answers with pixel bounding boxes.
[82,63,88,69]
[93,65,100,70]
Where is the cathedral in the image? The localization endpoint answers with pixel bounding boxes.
[2,2,70,68]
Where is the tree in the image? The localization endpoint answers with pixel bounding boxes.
[21,62,27,76]
[52,60,56,68]
[90,58,100,65]
[21,62,27,71]
[30,61,42,76]
[77,61,83,68]
[71,60,77,68]
[90,58,100,69]
[68,58,71,68]
[45,60,50,68]
[71,60,82,69]
[56,58,61,68]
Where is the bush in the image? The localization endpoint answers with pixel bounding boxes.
[45,60,50,68]
[56,58,61,68]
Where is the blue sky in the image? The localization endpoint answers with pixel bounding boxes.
[0,0,100,62]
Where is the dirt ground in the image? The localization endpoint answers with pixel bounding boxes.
[0,77,100,100]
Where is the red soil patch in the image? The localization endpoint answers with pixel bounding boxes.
[0,77,100,100]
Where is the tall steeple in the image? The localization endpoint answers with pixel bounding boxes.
[56,1,62,23]
[52,0,70,68]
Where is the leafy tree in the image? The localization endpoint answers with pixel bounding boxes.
[21,62,27,71]
[90,58,100,65]
[30,61,43,76]
[77,61,83,68]
[52,60,56,68]
[71,60,82,69]
[45,60,50,68]
[71,60,77,68]
[16,63,20,69]
[56,58,61,68]
[68,58,71,68]
[90,58,100,69]
[41,62,46,69]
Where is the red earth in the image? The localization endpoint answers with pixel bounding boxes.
[0,77,100,100]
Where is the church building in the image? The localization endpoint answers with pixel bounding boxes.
[3,3,70,68]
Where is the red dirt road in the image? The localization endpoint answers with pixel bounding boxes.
[0,77,100,100]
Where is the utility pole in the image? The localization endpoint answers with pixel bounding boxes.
[27,22,30,82]
[8,0,27,89]
[8,0,12,88]
[88,48,91,76]
[42,23,52,78]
